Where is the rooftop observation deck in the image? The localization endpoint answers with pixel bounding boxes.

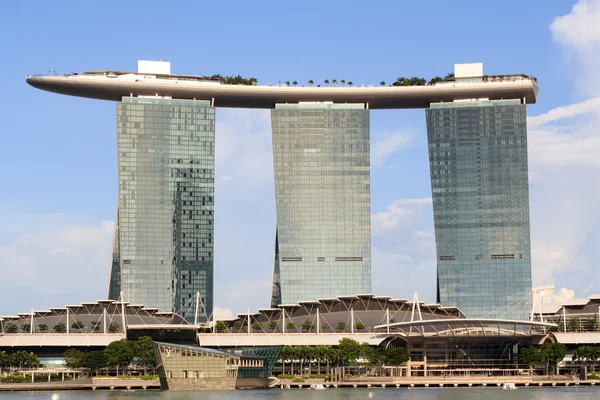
[25,70,539,109]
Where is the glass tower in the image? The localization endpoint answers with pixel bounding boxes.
[108,97,215,323]
[270,103,371,306]
[426,99,532,320]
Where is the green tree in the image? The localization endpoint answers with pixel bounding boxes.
[428,76,443,85]
[348,81,354,86]
[91,321,101,332]
[340,79,346,85]
[54,323,66,333]
[215,321,228,332]
[20,324,31,333]
[301,319,313,332]
[324,79,330,85]
[5,323,17,333]
[338,338,361,366]
[108,322,120,333]
[285,80,291,86]
[279,346,291,375]
[251,321,262,331]
[38,324,49,332]
[540,342,566,375]
[11,350,30,369]
[445,72,455,79]
[268,321,278,331]
[332,79,338,85]
[355,321,366,331]
[64,348,85,368]
[71,321,84,330]
[383,346,409,366]
[84,351,107,375]
[0,351,9,375]
[590,346,600,372]
[380,81,386,86]
[292,80,298,86]
[315,345,329,374]
[104,339,134,376]
[519,346,541,374]
[25,352,40,368]
[133,336,156,374]
[336,321,346,332]
[286,321,296,331]
[308,80,314,85]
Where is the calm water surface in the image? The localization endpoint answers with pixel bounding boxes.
[1,388,599,400]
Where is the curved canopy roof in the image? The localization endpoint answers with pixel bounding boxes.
[26,74,538,109]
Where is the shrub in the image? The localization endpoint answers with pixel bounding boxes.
[292,377,305,383]
[277,374,295,379]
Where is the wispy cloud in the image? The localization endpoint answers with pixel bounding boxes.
[371,132,412,168]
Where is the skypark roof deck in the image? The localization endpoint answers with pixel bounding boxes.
[26,70,538,109]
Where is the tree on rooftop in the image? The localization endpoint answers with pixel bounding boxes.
[348,81,354,86]
[20,324,31,333]
[445,72,455,79]
[285,80,291,86]
[71,321,84,330]
[292,80,298,86]
[268,321,278,331]
[308,80,314,86]
[215,321,228,332]
[251,321,262,331]
[38,324,48,332]
[286,321,296,331]
[108,322,120,333]
[428,76,443,85]
[332,79,338,85]
[380,81,385,86]
[355,321,366,331]
[340,79,346,85]
[5,323,17,333]
[324,79,329,85]
[54,323,66,333]
[336,321,346,332]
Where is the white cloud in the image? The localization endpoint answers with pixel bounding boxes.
[551,0,600,95]
[553,287,575,304]
[215,109,274,202]
[527,96,600,127]
[212,306,234,321]
[371,132,412,167]
[371,198,432,235]
[524,1,600,296]
[0,215,114,314]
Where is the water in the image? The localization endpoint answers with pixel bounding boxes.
[1,388,599,400]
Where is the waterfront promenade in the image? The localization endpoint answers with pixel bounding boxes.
[0,377,159,392]
[278,376,599,390]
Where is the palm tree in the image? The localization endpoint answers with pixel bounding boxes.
[445,72,455,79]
[308,80,314,86]
[380,81,385,86]
[324,79,329,85]
[332,79,338,85]
[292,80,298,86]
[348,81,353,86]
[285,80,290,86]
[340,79,346,85]
[280,346,291,375]
[0,351,8,375]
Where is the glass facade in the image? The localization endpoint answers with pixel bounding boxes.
[109,97,215,323]
[426,100,532,320]
[271,103,371,306]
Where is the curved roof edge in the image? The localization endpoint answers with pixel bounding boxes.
[26,75,538,109]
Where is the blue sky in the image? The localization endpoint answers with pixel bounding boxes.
[1,0,599,319]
